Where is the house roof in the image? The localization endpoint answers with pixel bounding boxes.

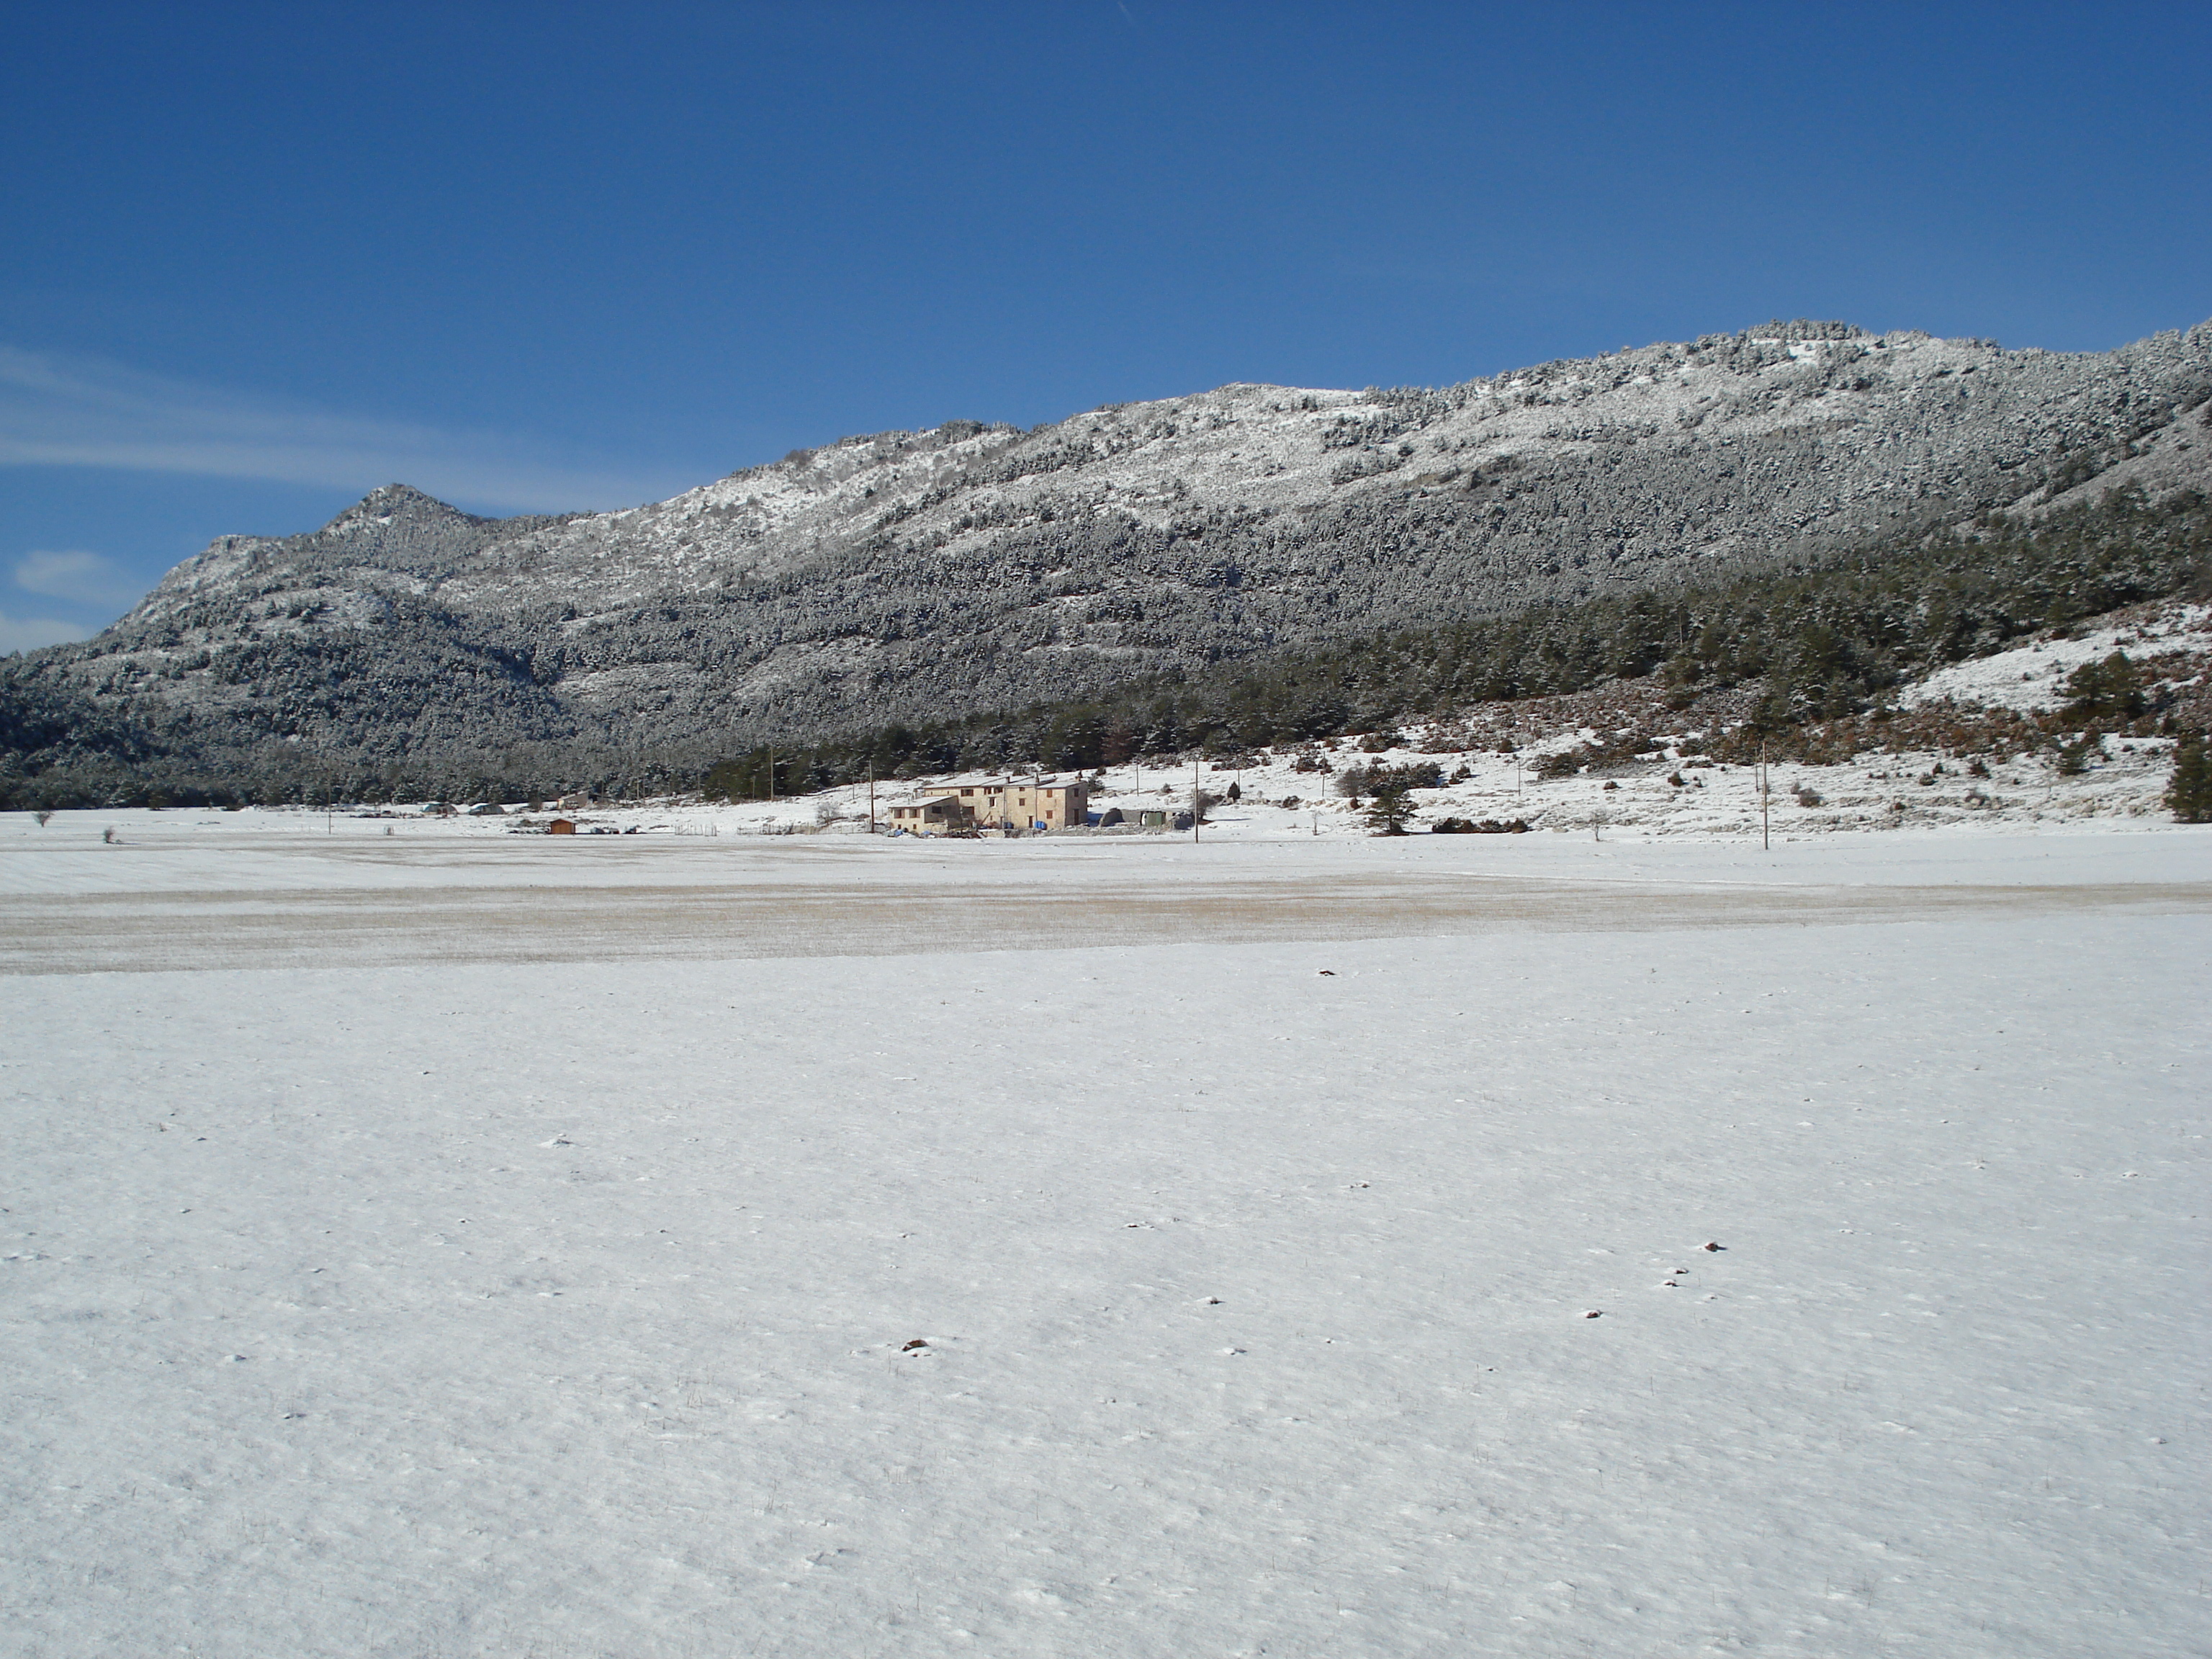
[926,777,1077,791]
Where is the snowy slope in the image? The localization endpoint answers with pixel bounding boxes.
[1900,603,2211,714]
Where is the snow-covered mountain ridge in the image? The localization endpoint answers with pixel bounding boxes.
[7,317,2212,793]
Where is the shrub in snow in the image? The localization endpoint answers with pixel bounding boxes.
[2054,736,2099,775]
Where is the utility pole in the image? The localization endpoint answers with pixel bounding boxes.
[1760,739,1770,851]
[1192,759,1200,843]
[766,745,775,802]
[867,763,876,835]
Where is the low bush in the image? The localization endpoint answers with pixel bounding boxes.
[1434,817,1530,833]
[2054,736,2100,775]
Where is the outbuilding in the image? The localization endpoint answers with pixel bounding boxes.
[885,796,968,835]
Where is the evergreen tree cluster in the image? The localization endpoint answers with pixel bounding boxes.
[697,486,2208,791]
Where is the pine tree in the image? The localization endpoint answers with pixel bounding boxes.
[2165,732,2212,823]
[1364,786,1414,835]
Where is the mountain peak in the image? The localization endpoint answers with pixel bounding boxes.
[1737,319,1869,343]
[323,484,477,534]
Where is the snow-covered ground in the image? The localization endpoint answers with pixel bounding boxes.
[1071,734,2194,840]
[4,822,2208,1658]
[1900,603,2211,714]
[45,708,2164,855]
[446,724,2178,842]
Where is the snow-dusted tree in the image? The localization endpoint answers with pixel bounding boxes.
[1364,786,1414,835]
[2166,732,2212,822]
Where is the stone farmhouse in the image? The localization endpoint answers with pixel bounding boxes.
[885,778,1089,835]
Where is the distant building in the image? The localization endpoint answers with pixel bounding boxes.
[548,818,577,835]
[885,796,969,835]
[1094,806,1174,829]
[884,778,1089,835]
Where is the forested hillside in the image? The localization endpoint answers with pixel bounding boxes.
[4,318,2209,806]
[702,484,2212,794]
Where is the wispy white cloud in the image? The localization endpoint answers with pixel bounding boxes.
[15,548,141,608]
[0,345,688,512]
[0,607,87,654]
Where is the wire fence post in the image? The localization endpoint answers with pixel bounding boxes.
[1760,740,1771,850]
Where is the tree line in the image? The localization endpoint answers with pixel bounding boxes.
[6,482,2203,811]
[698,485,2210,794]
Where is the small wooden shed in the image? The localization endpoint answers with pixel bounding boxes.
[548,818,577,835]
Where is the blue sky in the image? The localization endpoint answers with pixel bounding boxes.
[4,1,2209,649]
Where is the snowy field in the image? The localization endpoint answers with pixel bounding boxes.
[4,817,2208,1658]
